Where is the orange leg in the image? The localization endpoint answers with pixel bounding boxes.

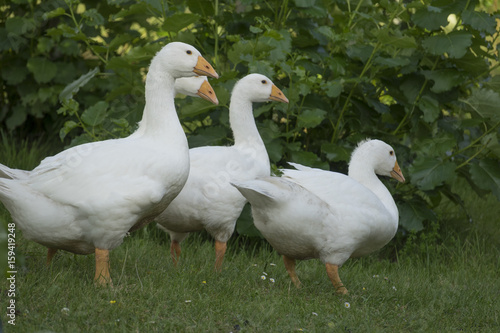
[170,240,182,266]
[46,248,58,266]
[214,240,227,272]
[94,248,112,286]
[283,255,301,288]
[325,263,348,295]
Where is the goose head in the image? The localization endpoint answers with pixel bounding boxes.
[175,76,219,105]
[233,74,289,103]
[350,139,405,183]
[153,42,219,79]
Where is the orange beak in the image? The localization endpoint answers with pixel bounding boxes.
[193,56,219,79]
[390,161,405,183]
[197,80,219,105]
[269,84,289,103]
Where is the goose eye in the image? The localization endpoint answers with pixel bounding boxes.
[186,50,192,55]
[261,80,267,84]
[389,151,394,156]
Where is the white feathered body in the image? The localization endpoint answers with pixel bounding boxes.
[233,140,402,267]
[0,132,189,254]
[156,138,270,243]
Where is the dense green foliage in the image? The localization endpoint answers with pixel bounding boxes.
[1,0,499,234]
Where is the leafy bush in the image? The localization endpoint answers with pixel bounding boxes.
[1,0,499,234]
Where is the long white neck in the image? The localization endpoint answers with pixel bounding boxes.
[133,61,185,143]
[229,89,265,150]
[348,160,399,223]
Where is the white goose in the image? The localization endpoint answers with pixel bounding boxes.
[0,42,218,285]
[232,139,405,294]
[174,76,218,105]
[155,73,289,270]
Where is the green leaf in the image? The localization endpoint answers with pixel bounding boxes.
[249,25,263,34]
[321,143,351,162]
[264,139,284,163]
[422,31,472,59]
[451,51,489,75]
[265,29,291,62]
[59,67,99,102]
[81,101,108,127]
[290,150,325,168]
[186,0,214,16]
[59,120,79,140]
[422,69,463,93]
[481,133,500,159]
[179,98,217,118]
[409,157,456,191]
[26,57,58,83]
[484,75,500,93]
[412,5,449,30]
[375,29,417,49]
[316,26,336,42]
[42,7,66,20]
[325,79,343,98]
[143,0,164,14]
[414,135,457,156]
[108,34,135,51]
[248,60,275,79]
[37,37,55,54]
[469,159,500,200]
[111,3,149,20]
[188,126,229,148]
[6,105,27,130]
[5,17,34,35]
[111,118,130,128]
[1,65,29,84]
[83,9,105,26]
[374,56,411,68]
[294,0,316,7]
[398,201,435,231]
[466,88,500,122]
[462,9,497,35]
[418,95,440,123]
[162,13,200,33]
[346,44,374,63]
[297,109,327,128]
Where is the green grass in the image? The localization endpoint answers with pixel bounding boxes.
[1,136,500,332]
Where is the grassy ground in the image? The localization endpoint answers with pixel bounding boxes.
[1,135,499,332]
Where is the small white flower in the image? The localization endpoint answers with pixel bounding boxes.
[312,312,318,316]
[373,275,379,278]
[270,263,276,266]
[270,278,275,283]
[261,275,266,280]
[253,264,257,267]
[262,271,268,276]
[392,286,397,291]
[185,300,192,303]
[61,307,70,315]
[344,302,350,308]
